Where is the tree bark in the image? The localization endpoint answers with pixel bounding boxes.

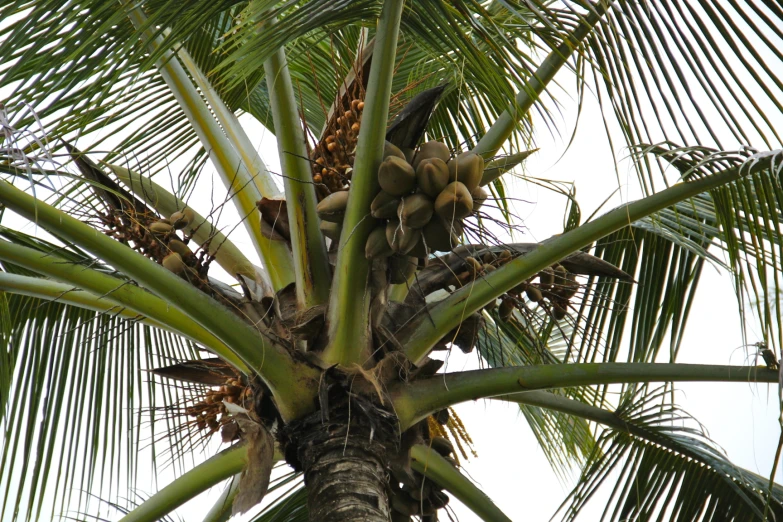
[282,397,399,522]
[303,433,391,521]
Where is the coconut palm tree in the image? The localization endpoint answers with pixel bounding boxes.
[2,0,783,520]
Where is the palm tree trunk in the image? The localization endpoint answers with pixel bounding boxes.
[284,398,398,521]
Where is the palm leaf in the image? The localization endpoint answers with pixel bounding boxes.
[555,386,783,521]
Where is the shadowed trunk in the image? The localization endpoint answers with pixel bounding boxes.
[283,395,399,521]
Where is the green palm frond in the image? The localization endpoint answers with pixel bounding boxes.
[584,1,783,189]
[555,386,783,521]
[0,231,211,521]
[0,288,201,522]
[478,313,599,480]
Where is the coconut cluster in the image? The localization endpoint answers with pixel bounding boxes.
[312,98,365,197]
[316,140,489,282]
[184,376,251,442]
[454,250,581,322]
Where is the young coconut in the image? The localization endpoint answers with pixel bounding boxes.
[149,221,173,235]
[471,186,489,212]
[447,152,484,191]
[366,225,394,259]
[371,191,401,219]
[167,239,193,259]
[398,193,434,229]
[316,190,349,222]
[384,140,407,161]
[162,252,187,274]
[422,218,460,252]
[319,221,342,241]
[386,221,421,255]
[434,181,473,222]
[170,207,195,230]
[416,158,450,197]
[412,140,450,170]
[378,156,416,196]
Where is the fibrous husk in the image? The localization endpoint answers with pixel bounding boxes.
[386,221,421,255]
[389,255,417,284]
[398,193,434,229]
[412,140,450,170]
[316,190,350,222]
[434,181,473,222]
[415,158,450,197]
[378,156,416,196]
[371,191,401,219]
[447,152,484,191]
[366,225,394,259]
[471,186,489,212]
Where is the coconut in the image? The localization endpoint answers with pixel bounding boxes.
[370,191,401,219]
[447,152,484,191]
[386,221,421,255]
[316,190,349,222]
[421,218,460,252]
[412,140,450,170]
[434,181,473,222]
[365,225,394,259]
[398,193,434,229]
[319,221,342,241]
[167,239,192,258]
[378,156,416,196]
[170,207,195,230]
[471,186,489,212]
[149,221,173,235]
[384,140,407,161]
[162,252,186,274]
[416,157,450,197]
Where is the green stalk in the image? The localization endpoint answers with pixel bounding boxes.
[174,39,280,200]
[390,363,778,430]
[472,2,609,159]
[0,180,318,420]
[0,272,166,329]
[403,163,758,364]
[495,390,751,468]
[106,162,259,283]
[201,474,241,522]
[0,242,246,371]
[322,0,405,365]
[410,445,512,522]
[119,444,247,522]
[125,7,295,291]
[264,45,331,309]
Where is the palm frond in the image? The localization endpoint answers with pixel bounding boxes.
[556,386,783,521]
[0,287,202,522]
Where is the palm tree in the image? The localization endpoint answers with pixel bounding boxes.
[2,0,783,520]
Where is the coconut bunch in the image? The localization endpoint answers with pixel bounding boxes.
[311,98,366,197]
[316,140,490,281]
